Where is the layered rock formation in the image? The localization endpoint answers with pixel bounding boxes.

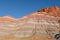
[0,6,60,40]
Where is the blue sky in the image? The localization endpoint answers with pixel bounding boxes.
[0,0,60,18]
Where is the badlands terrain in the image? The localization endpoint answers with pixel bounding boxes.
[0,6,60,40]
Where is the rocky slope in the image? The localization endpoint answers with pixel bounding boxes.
[0,6,60,40]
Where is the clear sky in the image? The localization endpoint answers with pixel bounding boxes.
[0,0,60,18]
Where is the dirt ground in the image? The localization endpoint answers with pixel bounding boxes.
[0,33,55,40]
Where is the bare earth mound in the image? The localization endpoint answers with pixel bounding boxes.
[0,6,60,40]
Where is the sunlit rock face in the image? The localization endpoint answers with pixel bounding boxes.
[0,6,60,40]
